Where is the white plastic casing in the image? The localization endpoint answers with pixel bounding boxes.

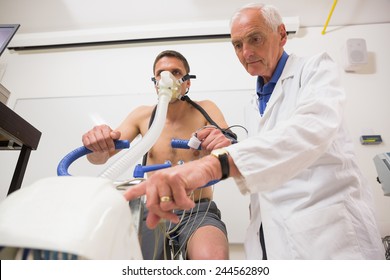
[0,176,142,260]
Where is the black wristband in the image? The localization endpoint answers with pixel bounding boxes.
[210,149,230,180]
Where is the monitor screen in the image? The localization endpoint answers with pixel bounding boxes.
[0,24,20,57]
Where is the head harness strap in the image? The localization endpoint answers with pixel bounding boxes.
[151,74,196,85]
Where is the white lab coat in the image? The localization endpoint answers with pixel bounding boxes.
[226,52,385,259]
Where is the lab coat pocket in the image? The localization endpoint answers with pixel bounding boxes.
[284,203,362,259]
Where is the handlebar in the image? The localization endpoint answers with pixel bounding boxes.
[57,138,220,188]
[57,140,130,176]
[133,162,172,178]
[171,138,201,150]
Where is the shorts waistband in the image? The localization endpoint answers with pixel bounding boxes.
[194,198,211,204]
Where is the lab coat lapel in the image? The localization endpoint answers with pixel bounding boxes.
[245,93,264,136]
[260,55,296,120]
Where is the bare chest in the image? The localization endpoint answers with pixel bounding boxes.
[146,119,206,166]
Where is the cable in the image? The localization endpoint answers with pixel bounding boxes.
[322,0,338,35]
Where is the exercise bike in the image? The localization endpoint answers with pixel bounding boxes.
[0,71,178,260]
[0,71,219,260]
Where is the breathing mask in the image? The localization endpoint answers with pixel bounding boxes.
[151,71,196,102]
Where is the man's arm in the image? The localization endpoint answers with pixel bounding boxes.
[82,106,149,164]
[198,99,229,128]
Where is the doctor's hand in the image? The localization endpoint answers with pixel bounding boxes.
[123,156,220,229]
[196,127,233,151]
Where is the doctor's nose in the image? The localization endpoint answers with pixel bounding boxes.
[242,44,255,61]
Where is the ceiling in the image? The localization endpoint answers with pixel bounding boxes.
[0,0,389,35]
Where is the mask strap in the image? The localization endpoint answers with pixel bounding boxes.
[178,74,196,83]
[151,74,196,85]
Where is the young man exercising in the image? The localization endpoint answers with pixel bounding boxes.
[82,50,234,259]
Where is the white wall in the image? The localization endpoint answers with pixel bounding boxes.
[0,23,389,241]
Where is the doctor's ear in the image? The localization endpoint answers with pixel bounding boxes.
[278,25,287,46]
[278,24,287,38]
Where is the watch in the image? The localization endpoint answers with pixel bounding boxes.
[210,148,230,180]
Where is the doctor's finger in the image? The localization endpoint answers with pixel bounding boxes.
[147,199,181,223]
[170,188,196,210]
[146,210,179,229]
[195,127,218,140]
[210,136,232,149]
[201,133,229,151]
[123,183,146,201]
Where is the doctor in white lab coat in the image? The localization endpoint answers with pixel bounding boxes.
[235,50,384,259]
[124,3,385,259]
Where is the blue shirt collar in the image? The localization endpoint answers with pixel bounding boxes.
[256,51,289,96]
